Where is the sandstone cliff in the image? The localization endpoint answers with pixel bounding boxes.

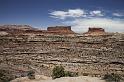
[0,25,124,81]
[84,27,107,36]
[47,26,74,34]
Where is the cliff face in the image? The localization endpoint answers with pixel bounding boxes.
[84,27,106,36]
[88,28,105,32]
[0,25,124,81]
[0,32,124,78]
[25,26,75,34]
[0,25,75,35]
[47,26,74,34]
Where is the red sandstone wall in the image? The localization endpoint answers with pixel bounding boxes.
[0,25,75,35]
[47,26,71,31]
[84,27,106,36]
[88,27,105,32]
[47,26,74,34]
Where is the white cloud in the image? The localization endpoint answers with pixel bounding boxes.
[64,18,124,33]
[113,13,124,17]
[49,9,105,19]
[50,11,68,19]
[49,9,85,19]
[90,10,104,16]
[49,9,124,33]
[68,9,86,17]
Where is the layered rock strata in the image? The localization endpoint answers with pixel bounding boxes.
[0,25,123,80]
[84,27,107,36]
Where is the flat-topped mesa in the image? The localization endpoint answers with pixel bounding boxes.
[47,26,75,34]
[0,25,75,35]
[84,27,106,36]
[88,27,105,33]
[24,26,75,35]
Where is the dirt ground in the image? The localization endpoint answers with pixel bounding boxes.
[11,75,106,82]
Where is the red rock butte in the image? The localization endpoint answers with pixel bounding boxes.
[47,26,74,34]
[84,27,106,36]
[0,25,75,35]
[88,28,105,32]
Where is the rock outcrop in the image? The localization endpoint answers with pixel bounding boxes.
[84,27,107,36]
[88,28,105,32]
[0,25,35,34]
[0,25,124,81]
[0,25,75,35]
[47,26,74,34]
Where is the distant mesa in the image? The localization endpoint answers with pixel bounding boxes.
[0,25,75,35]
[0,25,108,36]
[88,28,105,33]
[84,27,106,36]
[47,26,74,34]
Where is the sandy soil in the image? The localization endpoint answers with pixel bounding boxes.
[11,75,106,82]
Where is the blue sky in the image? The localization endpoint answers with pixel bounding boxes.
[0,0,124,32]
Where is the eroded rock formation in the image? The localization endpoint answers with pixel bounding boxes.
[0,25,35,34]
[84,27,107,36]
[88,28,105,32]
[0,25,124,81]
[0,25,75,35]
[47,26,74,34]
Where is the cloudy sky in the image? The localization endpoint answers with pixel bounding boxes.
[0,0,124,33]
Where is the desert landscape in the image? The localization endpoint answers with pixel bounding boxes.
[0,0,124,82]
[0,25,124,82]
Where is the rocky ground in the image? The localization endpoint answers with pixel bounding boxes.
[0,25,124,81]
[11,75,106,82]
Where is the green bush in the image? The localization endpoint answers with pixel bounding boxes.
[52,66,78,79]
[65,71,78,77]
[52,66,65,79]
[27,70,35,80]
[64,71,72,77]
[103,73,122,82]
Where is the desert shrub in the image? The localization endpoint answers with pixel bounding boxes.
[52,66,65,79]
[82,73,89,76]
[65,71,78,77]
[64,71,72,77]
[27,70,35,80]
[103,73,122,82]
[52,66,78,79]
